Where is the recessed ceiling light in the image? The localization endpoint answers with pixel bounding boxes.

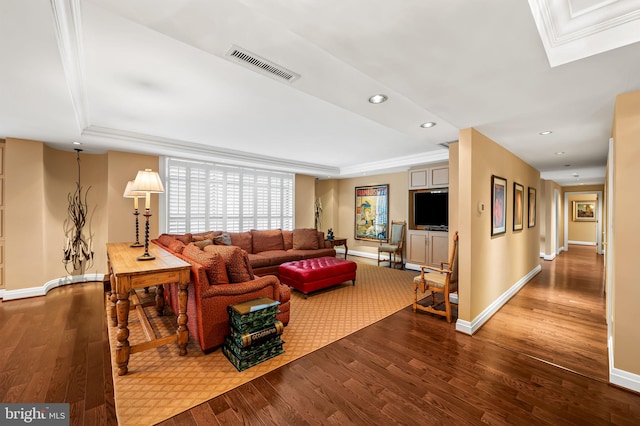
[368,94,388,104]
[72,141,82,145]
[554,151,565,155]
[539,131,552,135]
[420,122,437,128]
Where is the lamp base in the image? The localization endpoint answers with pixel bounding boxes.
[137,253,156,261]
[130,242,144,248]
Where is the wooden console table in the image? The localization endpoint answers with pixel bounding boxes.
[107,242,191,376]
[326,237,348,259]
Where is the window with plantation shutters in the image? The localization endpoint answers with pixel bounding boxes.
[164,158,294,233]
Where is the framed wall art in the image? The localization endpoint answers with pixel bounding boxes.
[513,182,524,231]
[355,184,389,242]
[491,175,507,236]
[528,187,536,228]
[573,200,596,222]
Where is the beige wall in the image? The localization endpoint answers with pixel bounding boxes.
[539,179,564,257]
[107,151,160,245]
[4,140,160,291]
[566,192,598,243]
[43,146,109,276]
[315,178,339,234]
[327,172,408,257]
[295,174,316,229]
[611,90,640,376]
[6,139,47,290]
[457,128,541,321]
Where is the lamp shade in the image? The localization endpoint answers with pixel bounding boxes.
[131,169,165,193]
[123,180,145,198]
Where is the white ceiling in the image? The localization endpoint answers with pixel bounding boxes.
[2,0,640,185]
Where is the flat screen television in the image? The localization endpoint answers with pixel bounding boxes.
[413,190,448,231]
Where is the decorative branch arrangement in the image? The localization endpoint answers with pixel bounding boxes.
[314,198,323,230]
[63,149,94,274]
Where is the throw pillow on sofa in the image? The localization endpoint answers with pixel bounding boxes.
[213,232,232,246]
[168,239,186,254]
[193,239,213,249]
[292,228,319,250]
[204,245,254,283]
[251,229,284,253]
[183,243,229,285]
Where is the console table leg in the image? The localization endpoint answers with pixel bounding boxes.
[116,294,131,376]
[177,282,189,356]
[109,273,117,326]
[155,284,165,316]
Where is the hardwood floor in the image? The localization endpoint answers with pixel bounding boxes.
[0,282,117,426]
[474,244,608,381]
[1,246,638,425]
[160,247,638,425]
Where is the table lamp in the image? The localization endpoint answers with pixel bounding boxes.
[131,169,165,261]
[123,180,145,247]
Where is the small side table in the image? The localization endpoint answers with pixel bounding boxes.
[326,237,348,259]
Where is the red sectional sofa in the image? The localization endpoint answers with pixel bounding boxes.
[152,228,334,353]
[159,228,337,276]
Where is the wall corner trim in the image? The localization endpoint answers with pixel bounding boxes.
[455,264,542,335]
[608,335,640,393]
[610,367,640,393]
[0,273,105,301]
[541,252,557,261]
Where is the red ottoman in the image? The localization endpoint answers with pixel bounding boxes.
[278,257,357,298]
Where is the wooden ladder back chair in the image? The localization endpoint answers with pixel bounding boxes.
[412,231,459,323]
[377,220,406,269]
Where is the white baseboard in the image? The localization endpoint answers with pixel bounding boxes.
[610,367,640,393]
[1,273,105,301]
[568,240,596,246]
[540,252,556,261]
[455,264,542,335]
[608,335,640,393]
[405,263,421,271]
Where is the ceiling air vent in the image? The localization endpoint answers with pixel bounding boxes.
[225,45,300,83]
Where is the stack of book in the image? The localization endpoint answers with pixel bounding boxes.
[223,297,285,371]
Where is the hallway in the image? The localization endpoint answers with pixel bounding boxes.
[474,244,608,381]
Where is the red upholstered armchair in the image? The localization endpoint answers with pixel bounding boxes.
[153,238,291,353]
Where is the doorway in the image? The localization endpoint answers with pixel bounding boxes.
[563,190,603,254]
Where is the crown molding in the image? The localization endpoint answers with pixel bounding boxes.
[528,0,640,66]
[339,149,449,177]
[82,126,449,179]
[82,125,341,176]
[50,0,89,130]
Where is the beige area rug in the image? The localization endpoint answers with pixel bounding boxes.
[107,263,419,425]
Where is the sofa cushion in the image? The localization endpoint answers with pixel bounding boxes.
[193,239,213,249]
[157,234,176,248]
[282,230,294,250]
[251,229,284,253]
[213,232,232,246]
[192,232,216,242]
[256,250,301,265]
[168,239,186,254]
[183,243,229,285]
[316,231,326,248]
[229,232,253,252]
[247,253,271,268]
[288,248,336,259]
[174,233,193,245]
[293,228,319,250]
[204,245,254,283]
